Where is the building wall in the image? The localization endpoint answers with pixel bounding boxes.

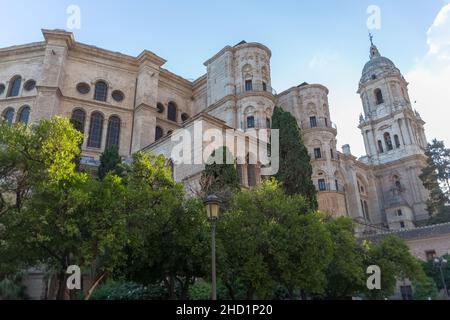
[0,29,432,233]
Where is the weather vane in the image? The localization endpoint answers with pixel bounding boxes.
[369,32,374,46]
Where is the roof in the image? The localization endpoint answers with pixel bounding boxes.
[359,222,450,243]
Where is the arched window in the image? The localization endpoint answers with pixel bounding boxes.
[94,81,108,102]
[378,140,384,153]
[247,116,255,129]
[155,126,163,141]
[106,116,121,148]
[374,88,384,105]
[384,132,393,151]
[2,108,14,126]
[87,112,104,148]
[7,76,22,97]
[394,135,401,148]
[17,106,30,124]
[168,102,177,122]
[71,109,86,133]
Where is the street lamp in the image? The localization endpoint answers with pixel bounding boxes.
[204,194,221,300]
[434,257,449,298]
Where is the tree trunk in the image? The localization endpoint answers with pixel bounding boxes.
[56,270,67,300]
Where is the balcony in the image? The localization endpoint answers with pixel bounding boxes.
[317,182,346,194]
[301,117,337,131]
[236,83,277,96]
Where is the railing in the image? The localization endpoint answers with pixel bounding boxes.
[236,83,277,96]
[317,183,345,193]
[301,117,337,131]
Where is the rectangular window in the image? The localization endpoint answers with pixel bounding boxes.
[247,116,255,129]
[335,180,339,192]
[324,118,328,127]
[245,80,253,92]
[262,82,267,92]
[314,148,322,159]
[330,148,334,159]
[318,179,327,191]
[397,209,403,217]
[378,140,384,153]
[310,116,317,128]
[400,221,405,229]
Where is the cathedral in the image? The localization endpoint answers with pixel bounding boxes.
[0,29,430,233]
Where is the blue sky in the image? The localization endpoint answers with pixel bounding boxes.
[1,0,449,156]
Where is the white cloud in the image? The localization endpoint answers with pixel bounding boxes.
[406,3,450,145]
[426,3,450,57]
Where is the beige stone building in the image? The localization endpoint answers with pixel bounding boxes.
[0,30,430,235]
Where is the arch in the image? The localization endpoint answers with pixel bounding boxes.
[384,132,393,151]
[106,115,121,148]
[17,105,30,124]
[374,88,384,105]
[87,112,104,148]
[2,107,15,126]
[155,126,163,141]
[7,75,22,97]
[71,108,86,133]
[94,80,108,102]
[168,102,177,122]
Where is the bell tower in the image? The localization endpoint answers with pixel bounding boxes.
[357,35,430,228]
[358,36,427,164]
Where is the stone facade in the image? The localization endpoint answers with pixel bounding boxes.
[0,29,431,234]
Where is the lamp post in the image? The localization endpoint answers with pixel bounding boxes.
[434,257,449,298]
[204,194,221,301]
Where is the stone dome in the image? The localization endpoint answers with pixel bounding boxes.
[360,45,400,83]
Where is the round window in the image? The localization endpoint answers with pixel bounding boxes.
[24,80,36,91]
[0,84,5,95]
[112,90,124,102]
[76,82,91,94]
[181,113,190,122]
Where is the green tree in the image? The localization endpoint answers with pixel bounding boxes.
[118,152,209,300]
[362,236,426,299]
[420,139,450,217]
[200,147,240,209]
[421,254,450,296]
[98,145,124,180]
[413,276,439,300]
[0,118,129,299]
[217,179,331,299]
[324,218,366,299]
[271,107,317,209]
